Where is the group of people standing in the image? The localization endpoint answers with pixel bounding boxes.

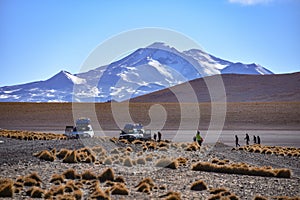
[235,133,261,147]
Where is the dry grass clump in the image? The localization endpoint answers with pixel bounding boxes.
[27,172,42,183]
[274,168,292,178]
[253,195,268,200]
[98,168,115,183]
[155,158,179,169]
[110,137,118,144]
[208,188,239,200]
[135,177,155,193]
[110,148,119,154]
[132,140,144,145]
[126,147,133,152]
[57,149,71,159]
[136,157,146,165]
[123,157,133,167]
[191,161,292,178]
[0,129,67,140]
[50,174,65,184]
[146,154,153,161]
[209,187,229,194]
[63,169,80,180]
[63,150,78,163]
[119,139,130,144]
[238,144,300,158]
[110,183,129,195]
[81,170,97,180]
[33,150,56,161]
[23,172,42,187]
[114,176,125,183]
[26,186,45,198]
[274,196,300,200]
[103,157,113,165]
[73,189,83,200]
[0,178,14,197]
[90,187,110,200]
[91,146,106,154]
[185,142,199,151]
[190,180,207,191]
[159,147,169,152]
[159,191,181,200]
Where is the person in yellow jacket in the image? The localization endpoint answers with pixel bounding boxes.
[196,130,203,146]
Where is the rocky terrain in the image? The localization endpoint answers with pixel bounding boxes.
[0,131,299,199]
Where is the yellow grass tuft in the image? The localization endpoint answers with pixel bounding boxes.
[111,148,120,154]
[209,187,229,194]
[63,169,79,180]
[114,176,125,183]
[132,140,144,145]
[50,174,65,184]
[126,147,133,152]
[23,177,40,187]
[90,187,110,200]
[35,150,55,161]
[81,170,97,180]
[27,186,44,198]
[136,157,146,165]
[155,158,179,169]
[190,180,207,191]
[159,191,181,200]
[98,168,115,183]
[0,178,14,197]
[123,157,133,167]
[274,168,292,178]
[136,182,151,193]
[135,177,155,190]
[191,161,291,178]
[146,155,153,161]
[73,189,83,200]
[63,150,78,163]
[110,183,129,195]
[57,149,71,159]
[110,137,118,144]
[104,157,113,165]
[253,195,268,200]
[27,172,42,183]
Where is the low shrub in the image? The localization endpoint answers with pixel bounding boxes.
[98,168,115,183]
[0,178,14,197]
[82,170,97,180]
[110,183,129,195]
[190,180,207,191]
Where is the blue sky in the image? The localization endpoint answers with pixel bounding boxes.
[0,0,299,86]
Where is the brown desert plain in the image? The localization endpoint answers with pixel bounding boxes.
[0,73,299,199]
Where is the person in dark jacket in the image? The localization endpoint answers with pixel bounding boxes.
[235,135,240,147]
[244,133,250,145]
[257,135,261,144]
[157,131,162,142]
[153,133,157,141]
[253,135,257,144]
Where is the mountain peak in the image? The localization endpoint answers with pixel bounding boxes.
[146,42,177,52]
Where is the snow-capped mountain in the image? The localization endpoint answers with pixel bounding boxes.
[0,42,273,102]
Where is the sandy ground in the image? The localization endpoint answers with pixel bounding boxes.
[0,102,299,131]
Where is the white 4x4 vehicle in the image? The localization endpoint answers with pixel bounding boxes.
[64,118,94,139]
[119,123,151,141]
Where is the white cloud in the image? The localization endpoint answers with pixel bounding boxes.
[228,0,273,5]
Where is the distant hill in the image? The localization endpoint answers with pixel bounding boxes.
[130,72,300,102]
